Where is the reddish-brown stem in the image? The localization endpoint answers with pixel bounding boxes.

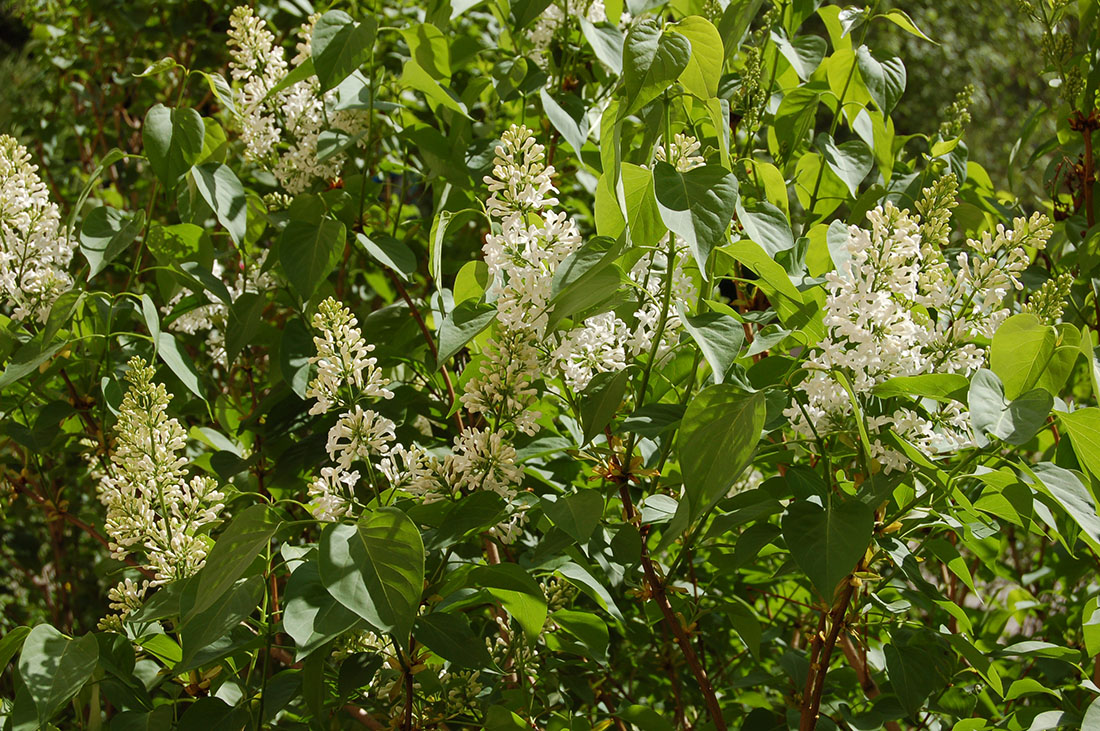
[799,581,856,731]
[618,483,727,730]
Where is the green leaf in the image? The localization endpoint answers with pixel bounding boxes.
[673,16,723,99]
[284,561,362,659]
[772,31,827,81]
[540,89,590,157]
[509,0,553,29]
[873,373,970,402]
[551,609,609,663]
[679,308,744,383]
[177,576,265,672]
[190,163,247,245]
[225,292,266,366]
[279,216,345,300]
[400,23,451,80]
[579,370,630,445]
[544,490,605,544]
[969,369,1052,446]
[437,300,497,366]
[676,384,766,523]
[471,563,547,640]
[621,20,692,116]
[880,8,936,43]
[485,706,529,730]
[654,161,739,276]
[736,200,793,256]
[189,505,278,618]
[991,313,1079,398]
[819,134,873,197]
[401,59,471,118]
[157,331,205,402]
[618,705,675,731]
[0,627,30,674]
[79,206,145,279]
[413,613,495,669]
[1060,408,1100,485]
[1084,596,1100,659]
[579,19,624,75]
[143,104,204,186]
[782,495,873,598]
[357,233,417,281]
[18,624,98,725]
[311,11,377,91]
[319,508,425,641]
[855,46,905,115]
[1030,462,1100,555]
[884,635,954,717]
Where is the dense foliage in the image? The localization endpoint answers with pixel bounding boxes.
[1,1,1100,729]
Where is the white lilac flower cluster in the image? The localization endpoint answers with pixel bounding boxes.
[785,176,1053,471]
[96,358,226,628]
[0,135,75,323]
[304,298,395,520]
[227,7,366,194]
[162,252,274,366]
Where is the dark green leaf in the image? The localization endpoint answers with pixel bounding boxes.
[18,624,98,725]
[284,561,362,659]
[190,163,247,245]
[225,292,266,366]
[413,613,495,669]
[79,206,145,279]
[357,233,417,281]
[189,505,278,618]
[736,200,793,257]
[621,20,692,116]
[279,216,345,299]
[580,369,630,445]
[969,369,1052,446]
[856,46,905,115]
[471,563,547,640]
[544,490,605,544]
[437,301,496,367]
[679,308,744,384]
[676,384,765,523]
[319,508,425,641]
[782,495,873,598]
[311,11,377,91]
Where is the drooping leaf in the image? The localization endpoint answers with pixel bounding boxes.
[782,495,873,599]
[319,508,425,640]
[18,625,99,725]
[190,163,247,245]
[284,561,362,659]
[79,206,146,279]
[679,308,744,383]
[143,104,204,186]
[654,161,738,276]
[673,16,723,99]
[278,216,345,300]
[677,384,766,523]
[544,490,605,544]
[855,46,905,115]
[311,11,377,91]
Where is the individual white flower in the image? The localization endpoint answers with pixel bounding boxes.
[0,135,75,322]
[96,358,226,584]
[326,405,396,471]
